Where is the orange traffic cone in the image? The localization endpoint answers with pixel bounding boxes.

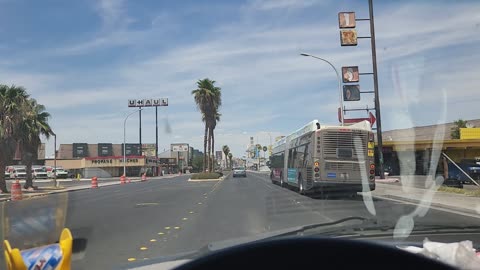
[91,176,98,188]
[120,175,126,185]
[11,180,22,201]
[141,173,147,182]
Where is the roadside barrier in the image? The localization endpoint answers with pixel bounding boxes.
[141,173,147,182]
[120,174,126,184]
[91,176,98,188]
[11,180,22,201]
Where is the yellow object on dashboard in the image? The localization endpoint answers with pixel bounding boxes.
[4,228,73,270]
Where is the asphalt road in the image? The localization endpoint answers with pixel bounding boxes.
[2,172,480,269]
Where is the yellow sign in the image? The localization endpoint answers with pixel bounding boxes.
[368,150,374,157]
[314,161,319,167]
[368,142,375,149]
[460,128,480,139]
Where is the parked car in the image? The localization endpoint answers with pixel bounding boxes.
[232,167,247,178]
[12,168,27,179]
[32,167,48,179]
[47,167,69,179]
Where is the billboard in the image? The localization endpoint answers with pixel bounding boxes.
[122,143,141,156]
[98,143,113,157]
[171,144,189,152]
[216,151,222,160]
[142,144,156,157]
[338,12,356,28]
[343,85,361,101]
[72,143,89,158]
[340,30,357,46]
[128,98,168,107]
[342,66,359,83]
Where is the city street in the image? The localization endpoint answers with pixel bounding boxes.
[2,172,480,269]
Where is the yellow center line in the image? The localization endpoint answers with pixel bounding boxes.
[140,247,148,251]
[128,258,136,262]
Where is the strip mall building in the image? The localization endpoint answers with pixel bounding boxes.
[44,143,192,178]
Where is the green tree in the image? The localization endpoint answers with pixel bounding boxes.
[191,155,204,173]
[192,78,222,172]
[0,85,30,193]
[222,145,230,168]
[451,119,468,139]
[18,99,54,189]
[228,153,233,169]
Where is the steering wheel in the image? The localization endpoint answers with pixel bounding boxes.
[175,237,454,270]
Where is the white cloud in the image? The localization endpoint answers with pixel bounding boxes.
[4,1,480,157]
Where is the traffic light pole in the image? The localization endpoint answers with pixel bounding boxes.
[368,0,385,179]
[155,106,158,176]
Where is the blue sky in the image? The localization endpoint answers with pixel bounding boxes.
[1,0,480,157]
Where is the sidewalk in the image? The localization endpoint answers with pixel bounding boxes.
[372,182,480,216]
[0,174,181,202]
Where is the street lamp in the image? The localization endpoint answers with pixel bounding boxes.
[52,132,57,187]
[123,108,142,177]
[300,53,344,125]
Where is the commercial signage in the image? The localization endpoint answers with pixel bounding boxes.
[340,30,357,46]
[171,144,189,152]
[128,98,168,107]
[338,12,356,28]
[122,143,141,156]
[90,158,140,165]
[72,143,89,158]
[142,144,156,157]
[342,66,359,83]
[343,85,361,101]
[98,143,113,157]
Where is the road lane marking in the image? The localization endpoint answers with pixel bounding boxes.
[189,211,194,214]
[174,226,181,230]
[136,202,159,206]
[158,232,165,235]
[128,258,136,262]
[182,217,188,221]
[164,226,171,230]
[150,239,157,242]
[143,258,149,260]
[140,247,148,251]
[198,202,203,205]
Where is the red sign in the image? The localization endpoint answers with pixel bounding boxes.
[343,112,376,127]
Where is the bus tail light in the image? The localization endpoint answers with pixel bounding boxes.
[370,164,375,170]
[369,170,375,175]
[314,167,319,173]
[315,173,320,178]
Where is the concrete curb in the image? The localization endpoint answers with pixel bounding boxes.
[372,194,480,216]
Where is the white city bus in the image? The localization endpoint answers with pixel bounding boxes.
[270,120,376,195]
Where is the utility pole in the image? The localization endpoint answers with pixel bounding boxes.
[368,0,385,179]
[155,106,158,176]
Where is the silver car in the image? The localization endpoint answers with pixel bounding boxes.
[232,167,247,178]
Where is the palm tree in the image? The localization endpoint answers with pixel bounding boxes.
[451,119,468,139]
[192,78,222,172]
[209,112,221,172]
[18,99,53,189]
[228,153,233,169]
[0,85,30,193]
[222,145,230,169]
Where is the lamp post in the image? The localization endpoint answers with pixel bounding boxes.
[300,53,344,125]
[52,132,57,187]
[124,108,142,177]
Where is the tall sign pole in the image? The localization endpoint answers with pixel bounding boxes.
[155,106,159,176]
[368,0,385,179]
[139,109,142,154]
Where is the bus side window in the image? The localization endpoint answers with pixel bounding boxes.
[303,143,310,167]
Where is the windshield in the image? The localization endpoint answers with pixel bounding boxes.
[1,1,479,269]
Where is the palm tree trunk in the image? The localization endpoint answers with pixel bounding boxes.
[211,129,215,172]
[24,155,34,189]
[0,157,8,193]
[207,127,212,172]
[203,124,208,172]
